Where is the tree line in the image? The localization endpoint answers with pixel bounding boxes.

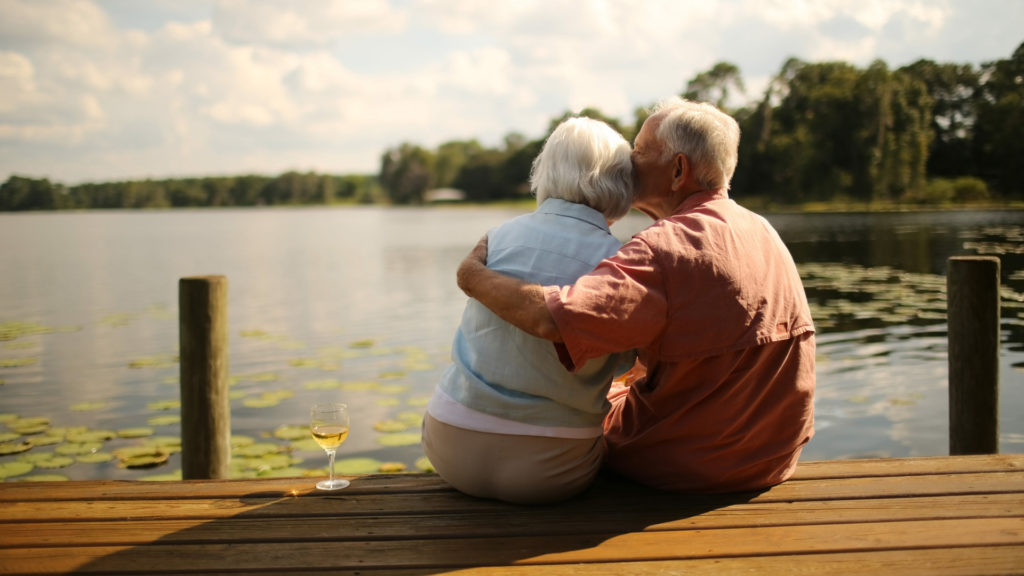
[0,172,379,211]
[2,41,1021,211]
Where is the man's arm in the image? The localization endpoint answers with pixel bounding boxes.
[456,236,563,343]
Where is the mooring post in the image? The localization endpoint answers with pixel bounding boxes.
[179,275,231,479]
[947,256,1000,455]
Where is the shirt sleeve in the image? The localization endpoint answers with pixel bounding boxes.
[544,237,668,372]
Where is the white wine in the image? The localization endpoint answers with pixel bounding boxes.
[312,425,349,450]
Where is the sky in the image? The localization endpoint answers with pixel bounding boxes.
[1,0,1021,185]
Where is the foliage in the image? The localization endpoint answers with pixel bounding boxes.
[2,41,1022,211]
[0,172,381,211]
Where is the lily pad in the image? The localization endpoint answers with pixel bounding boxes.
[257,466,309,478]
[289,438,320,452]
[118,449,169,469]
[0,440,33,455]
[128,354,178,369]
[148,415,181,426]
[100,312,136,327]
[34,455,75,469]
[146,436,183,451]
[241,390,294,408]
[0,432,20,442]
[7,417,50,435]
[230,435,255,448]
[405,396,430,407]
[147,400,180,411]
[117,427,155,439]
[55,442,103,456]
[272,425,308,441]
[238,453,298,472]
[0,461,34,479]
[375,433,421,447]
[334,457,383,475]
[233,442,281,458]
[19,452,61,464]
[77,452,115,464]
[49,426,86,437]
[31,435,63,447]
[373,420,409,433]
[378,384,410,395]
[70,401,109,412]
[0,321,54,340]
[396,411,424,426]
[66,429,116,443]
[0,357,39,368]
[376,398,400,407]
[378,462,407,473]
[349,339,376,349]
[415,456,434,473]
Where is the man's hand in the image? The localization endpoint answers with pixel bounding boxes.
[457,235,489,298]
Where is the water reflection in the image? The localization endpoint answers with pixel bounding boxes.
[0,207,1022,481]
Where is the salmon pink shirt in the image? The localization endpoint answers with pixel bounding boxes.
[544,189,816,493]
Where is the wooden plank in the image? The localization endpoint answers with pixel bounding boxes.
[2,470,1020,523]
[792,454,1024,479]
[1,454,1018,503]
[0,474,452,502]
[2,493,1020,549]
[1,518,1021,574]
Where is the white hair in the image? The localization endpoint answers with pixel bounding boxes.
[650,97,740,191]
[530,117,634,222]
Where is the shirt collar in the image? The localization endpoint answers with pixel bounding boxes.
[677,188,729,213]
[536,198,611,232]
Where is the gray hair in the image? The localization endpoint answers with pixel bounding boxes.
[530,116,634,222]
[650,97,740,191]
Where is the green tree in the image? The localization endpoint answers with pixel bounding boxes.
[683,61,746,111]
[973,41,1024,198]
[900,59,980,178]
[0,176,63,210]
[379,143,434,204]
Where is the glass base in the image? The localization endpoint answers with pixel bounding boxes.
[316,478,350,490]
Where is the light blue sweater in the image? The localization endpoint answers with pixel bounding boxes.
[431,198,633,437]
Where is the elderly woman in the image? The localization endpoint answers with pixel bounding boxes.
[422,117,636,504]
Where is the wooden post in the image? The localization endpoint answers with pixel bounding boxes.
[947,256,1000,455]
[179,275,230,479]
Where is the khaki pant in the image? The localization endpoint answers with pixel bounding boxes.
[422,413,604,505]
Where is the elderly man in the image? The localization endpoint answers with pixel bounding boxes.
[456,97,815,493]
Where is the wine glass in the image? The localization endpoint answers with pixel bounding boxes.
[310,402,350,490]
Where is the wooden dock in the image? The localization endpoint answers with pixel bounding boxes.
[1,454,1021,575]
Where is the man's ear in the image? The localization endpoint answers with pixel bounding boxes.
[670,154,688,191]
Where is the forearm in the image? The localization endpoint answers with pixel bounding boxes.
[457,245,563,343]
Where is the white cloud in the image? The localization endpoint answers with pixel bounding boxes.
[0,0,1020,184]
[213,0,406,47]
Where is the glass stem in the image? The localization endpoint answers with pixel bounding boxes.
[327,449,336,484]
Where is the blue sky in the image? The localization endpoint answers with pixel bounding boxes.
[1,0,1021,184]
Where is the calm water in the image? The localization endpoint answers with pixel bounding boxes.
[0,206,1022,481]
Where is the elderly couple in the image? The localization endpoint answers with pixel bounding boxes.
[422,97,816,504]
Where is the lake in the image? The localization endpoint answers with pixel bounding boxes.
[0,205,1022,481]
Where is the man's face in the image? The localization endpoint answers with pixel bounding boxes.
[630,115,674,219]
